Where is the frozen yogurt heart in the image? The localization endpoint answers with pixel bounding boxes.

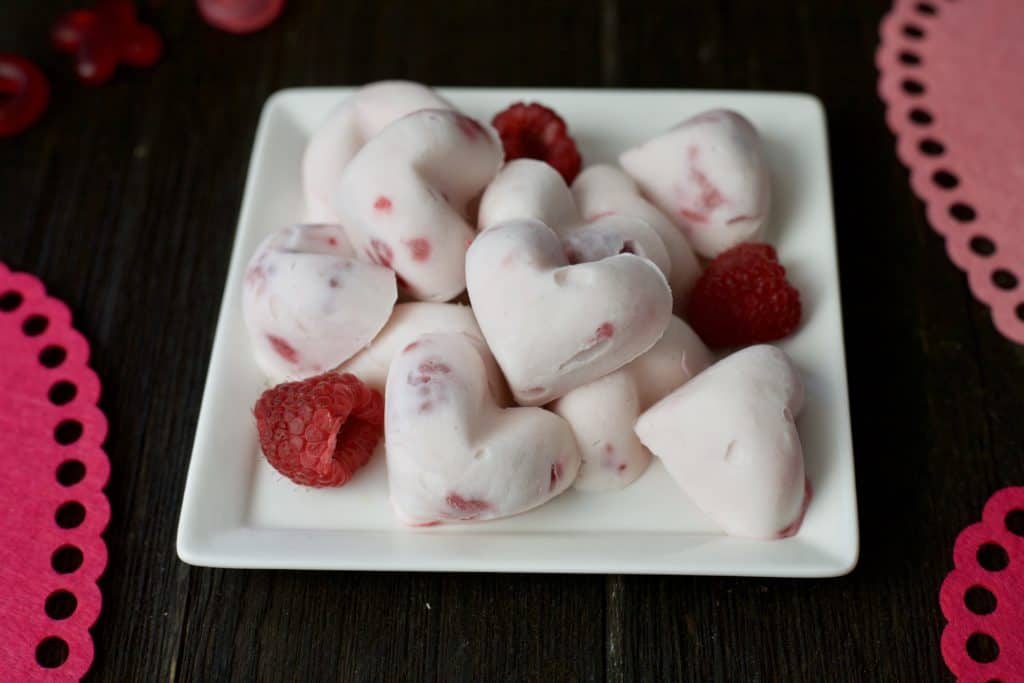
[466,218,672,405]
[242,224,397,382]
[552,316,713,490]
[571,164,702,309]
[333,108,503,302]
[620,109,770,258]
[302,81,452,222]
[478,159,672,292]
[385,332,581,525]
[634,345,809,539]
[338,301,500,395]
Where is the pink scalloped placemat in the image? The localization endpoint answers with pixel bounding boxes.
[0,262,110,680]
[940,486,1024,681]
[877,0,1024,344]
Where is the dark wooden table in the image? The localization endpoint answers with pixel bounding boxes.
[4,1,1022,680]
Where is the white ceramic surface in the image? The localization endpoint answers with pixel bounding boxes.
[176,87,858,576]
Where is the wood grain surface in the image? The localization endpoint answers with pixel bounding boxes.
[3,1,1022,680]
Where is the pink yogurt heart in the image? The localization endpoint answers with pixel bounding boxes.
[620,109,770,259]
[385,332,580,525]
[466,218,672,406]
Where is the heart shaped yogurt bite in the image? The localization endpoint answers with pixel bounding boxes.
[479,159,673,293]
[571,164,702,309]
[620,109,770,259]
[302,81,453,222]
[634,345,810,539]
[385,332,581,525]
[243,224,397,383]
[333,108,503,302]
[338,301,502,396]
[466,218,672,405]
[552,316,713,491]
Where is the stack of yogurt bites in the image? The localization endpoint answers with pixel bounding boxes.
[243,82,807,538]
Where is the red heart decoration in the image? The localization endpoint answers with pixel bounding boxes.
[52,0,163,86]
[0,54,50,137]
[197,0,287,35]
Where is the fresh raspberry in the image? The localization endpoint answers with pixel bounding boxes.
[492,102,582,184]
[687,243,802,348]
[253,372,384,487]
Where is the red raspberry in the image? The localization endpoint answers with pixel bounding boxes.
[492,102,582,184]
[253,372,384,487]
[687,243,802,348]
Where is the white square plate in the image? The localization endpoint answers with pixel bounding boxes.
[177,87,858,576]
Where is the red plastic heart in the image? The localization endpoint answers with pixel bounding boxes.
[52,0,163,86]
[0,54,50,138]
[197,0,287,34]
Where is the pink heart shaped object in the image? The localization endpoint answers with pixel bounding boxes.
[619,109,770,260]
[635,345,809,539]
[479,158,700,310]
[196,0,286,35]
[466,218,673,405]
[551,316,713,491]
[338,302,486,393]
[333,109,503,302]
[242,224,397,383]
[939,486,1024,681]
[385,333,580,525]
[572,164,702,310]
[302,82,453,223]
[877,0,1024,344]
[0,262,110,679]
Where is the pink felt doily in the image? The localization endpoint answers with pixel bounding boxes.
[940,486,1024,682]
[877,0,1024,344]
[0,262,110,680]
